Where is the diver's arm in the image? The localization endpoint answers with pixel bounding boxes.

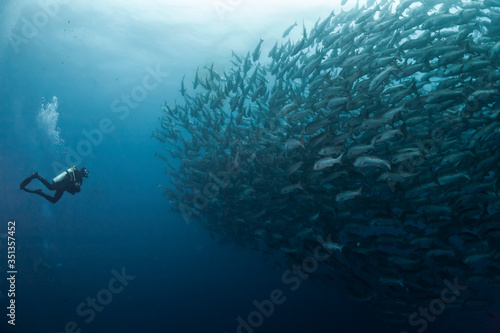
[68,182,81,194]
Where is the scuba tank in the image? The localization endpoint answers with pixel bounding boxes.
[53,167,76,183]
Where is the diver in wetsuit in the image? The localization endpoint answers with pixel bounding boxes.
[20,167,89,203]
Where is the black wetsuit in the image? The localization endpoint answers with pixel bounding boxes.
[20,169,84,203]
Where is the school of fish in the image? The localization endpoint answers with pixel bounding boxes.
[154,0,500,325]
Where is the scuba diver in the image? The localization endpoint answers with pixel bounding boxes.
[20,166,89,203]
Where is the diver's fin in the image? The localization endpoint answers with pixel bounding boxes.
[22,188,43,194]
[20,172,38,189]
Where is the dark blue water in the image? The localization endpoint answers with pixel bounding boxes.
[1,1,499,333]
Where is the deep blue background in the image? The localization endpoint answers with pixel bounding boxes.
[0,1,499,332]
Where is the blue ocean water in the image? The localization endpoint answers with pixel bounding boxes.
[1,1,499,333]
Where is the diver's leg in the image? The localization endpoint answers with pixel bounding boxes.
[20,172,38,189]
[52,190,64,203]
[34,174,57,190]
[33,190,63,204]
